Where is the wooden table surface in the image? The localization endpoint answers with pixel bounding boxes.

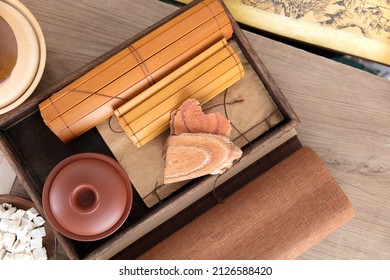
[6,0,390,259]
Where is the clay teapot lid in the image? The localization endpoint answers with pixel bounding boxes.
[42,153,133,241]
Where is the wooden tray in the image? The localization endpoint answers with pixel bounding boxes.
[0,0,298,260]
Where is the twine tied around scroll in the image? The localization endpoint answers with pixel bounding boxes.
[55,89,131,102]
[203,88,251,203]
[108,115,145,148]
[47,88,131,139]
[108,115,125,134]
[52,89,129,135]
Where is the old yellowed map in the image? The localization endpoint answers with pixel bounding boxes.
[241,0,389,43]
[177,0,390,64]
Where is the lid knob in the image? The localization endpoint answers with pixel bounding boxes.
[69,184,100,214]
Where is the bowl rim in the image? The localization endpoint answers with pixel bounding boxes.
[0,0,46,114]
[0,1,40,108]
[42,153,133,241]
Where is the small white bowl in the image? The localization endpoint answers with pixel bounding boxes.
[0,0,46,114]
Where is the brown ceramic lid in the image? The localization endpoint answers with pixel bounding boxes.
[42,153,132,241]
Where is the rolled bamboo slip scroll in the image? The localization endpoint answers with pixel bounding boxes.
[39,0,233,143]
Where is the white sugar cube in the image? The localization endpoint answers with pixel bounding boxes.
[14,252,33,260]
[2,207,16,219]
[30,227,46,239]
[9,239,19,253]
[22,250,34,259]
[3,232,16,250]
[33,216,45,227]
[0,248,6,260]
[26,207,39,221]
[0,232,3,249]
[20,232,32,244]
[33,247,47,260]
[0,219,9,231]
[11,239,29,253]
[7,219,21,234]
[16,224,29,241]
[20,217,29,226]
[3,251,13,260]
[10,209,25,221]
[21,217,36,230]
[0,204,5,218]
[29,237,42,250]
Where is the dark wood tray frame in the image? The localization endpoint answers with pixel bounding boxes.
[0,0,298,259]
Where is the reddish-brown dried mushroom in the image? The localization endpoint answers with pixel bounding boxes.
[170,98,231,136]
[163,133,242,184]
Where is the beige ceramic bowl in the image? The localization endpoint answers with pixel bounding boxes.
[0,0,46,114]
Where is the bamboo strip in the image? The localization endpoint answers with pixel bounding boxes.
[128,73,244,148]
[56,67,147,126]
[116,48,244,147]
[131,0,222,50]
[115,41,233,122]
[53,29,228,134]
[41,1,210,116]
[134,3,227,60]
[38,48,131,111]
[115,39,228,118]
[46,0,229,104]
[60,50,243,145]
[127,64,243,143]
[43,17,228,122]
[46,79,152,141]
[141,18,232,81]
[39,51,132,123]
[41,0,220,108]
[45,61,145,124]
[141,23,232,86]
[49,27,232,140]
[122,54,240,132]
[40,0,233,143]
